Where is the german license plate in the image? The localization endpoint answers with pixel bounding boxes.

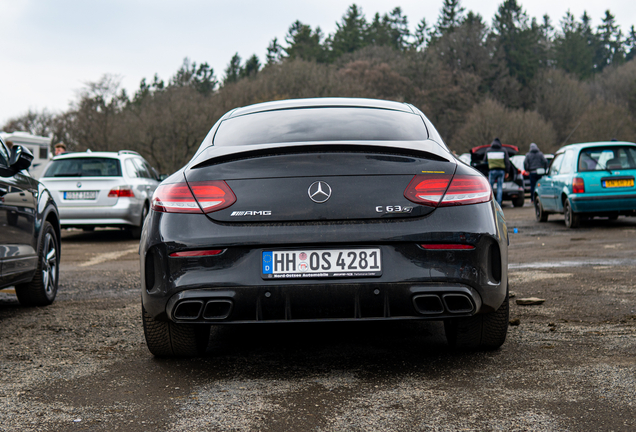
[64,191,97,200]
[603,179,634,188]
[262,248,382,279]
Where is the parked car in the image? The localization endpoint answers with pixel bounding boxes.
[510,153,554,194]
[534,141,636,228]
[470,144,525,207]
[1,136,61,306]
[140,98,510,357]
[39,151,160,238]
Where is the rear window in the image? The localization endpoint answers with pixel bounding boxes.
[42,158,122,177]
[213,107,428,146]
[578,146,636,172]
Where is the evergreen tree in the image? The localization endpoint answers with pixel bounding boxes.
[241,55,261,78]
[223,53,243,85]
[553,11,595,79]
[365,7,409,50]
[626,25,636,61]
[411,17,430,50]
[329,4,368,58]
[434,0,465,37]
[266,37,283,65]
[284,20,326,62]
[595,10,625,70]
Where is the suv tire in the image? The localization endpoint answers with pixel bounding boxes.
[444,293,509,350]
[15,222,59,306]
[142,306,210,357]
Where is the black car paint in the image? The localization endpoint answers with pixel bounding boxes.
[0,140,60,288]
[140,99,508,330]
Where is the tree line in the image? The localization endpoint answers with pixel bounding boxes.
[4,0,636,174]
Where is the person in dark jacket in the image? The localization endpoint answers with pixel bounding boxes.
[483,138,510,206]
[524,143,548,202]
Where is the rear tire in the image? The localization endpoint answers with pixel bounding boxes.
[444,294,509,350]
[142,305,210,357]
[130,204,148,240]
[15,222,59,306]
[564,199,579,228]
[512,196,524,208]
[535,196,548,222]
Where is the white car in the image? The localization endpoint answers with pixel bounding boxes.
[39,150,160,237]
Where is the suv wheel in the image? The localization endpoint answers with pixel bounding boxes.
[15,222,59,306]
[444,293,509,350]
[535,197,548,222]
[142,305,210,357]
[564,199,579,228]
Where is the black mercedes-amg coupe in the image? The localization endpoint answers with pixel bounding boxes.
[140,98,509,357]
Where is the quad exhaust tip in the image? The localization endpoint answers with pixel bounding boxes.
[412,293,475,315]
[173,299,233,320]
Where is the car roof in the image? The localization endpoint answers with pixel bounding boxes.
[227,97,415,118]
[556,141,636,154]
[52,151,141,160]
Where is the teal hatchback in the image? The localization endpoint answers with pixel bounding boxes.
[534,141,636,228]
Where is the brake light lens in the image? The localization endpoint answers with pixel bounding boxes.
[420,244,475,250]
[169,249,224,257]
[404,174,453,206]
[573,177,585,194]
[152,181,236,213]
[405,174,491,207]
[108,186,135,198]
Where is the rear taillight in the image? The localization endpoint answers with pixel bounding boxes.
[108,186,135,198]
[404,174,453,206]
[404,174,491,207]
[151,181,236,213]
[573,177,585,194]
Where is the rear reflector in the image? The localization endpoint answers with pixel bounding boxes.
[108,185,135,198]
[170,249,224,257]
[420,244,475,250]
[404,174,491,207]
[152,181,236,214]
[573,177,585,194]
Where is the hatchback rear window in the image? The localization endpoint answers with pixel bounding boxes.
[213,107,428,146]
[42,158,122,177]
[578,146,636,172]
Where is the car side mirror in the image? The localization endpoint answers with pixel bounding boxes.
[9,145,34,172]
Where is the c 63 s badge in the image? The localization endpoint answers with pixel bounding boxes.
[376,205,413,213]
[231,210,272,216]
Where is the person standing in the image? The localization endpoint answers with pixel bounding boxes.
[524,143,548,202]
[484,138,510,206]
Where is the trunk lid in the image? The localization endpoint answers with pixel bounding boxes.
[40,177,123,208]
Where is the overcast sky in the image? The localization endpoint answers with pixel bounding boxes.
[1,0,635,127]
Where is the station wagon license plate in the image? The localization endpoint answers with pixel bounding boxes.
[64,191,97,200]
[262,248,382,279]
[603,179,634,188]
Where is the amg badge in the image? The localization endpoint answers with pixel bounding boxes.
[231,211,272,216]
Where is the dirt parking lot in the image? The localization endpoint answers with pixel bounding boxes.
[1,205,635,431]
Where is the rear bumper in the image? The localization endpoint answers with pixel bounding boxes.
[140,201,509,323]
[59,199,141,227]
[570,193,636,213]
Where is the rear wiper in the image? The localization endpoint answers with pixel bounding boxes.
[595,162,613,174]
[54,172,83,177]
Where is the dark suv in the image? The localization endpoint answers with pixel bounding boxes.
[1,136,61,305]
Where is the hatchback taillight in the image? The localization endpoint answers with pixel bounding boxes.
[152,181,236,213]
[404,174,491,207]
[108,186,135,198]
[573,177,585,194]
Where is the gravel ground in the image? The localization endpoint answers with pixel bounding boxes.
[1,207,635,431]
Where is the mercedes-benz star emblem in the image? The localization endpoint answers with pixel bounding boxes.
[308,181,332,203]
[77,182,82,188]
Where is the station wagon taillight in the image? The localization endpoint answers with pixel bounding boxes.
[108,186,135,197]
[573,177,585,194]
[404,174,492,207]
[152,181,236,213]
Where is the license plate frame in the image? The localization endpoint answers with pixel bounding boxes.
[603,179,634,188]
[262,248,382,279]
[63,191,98,200]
